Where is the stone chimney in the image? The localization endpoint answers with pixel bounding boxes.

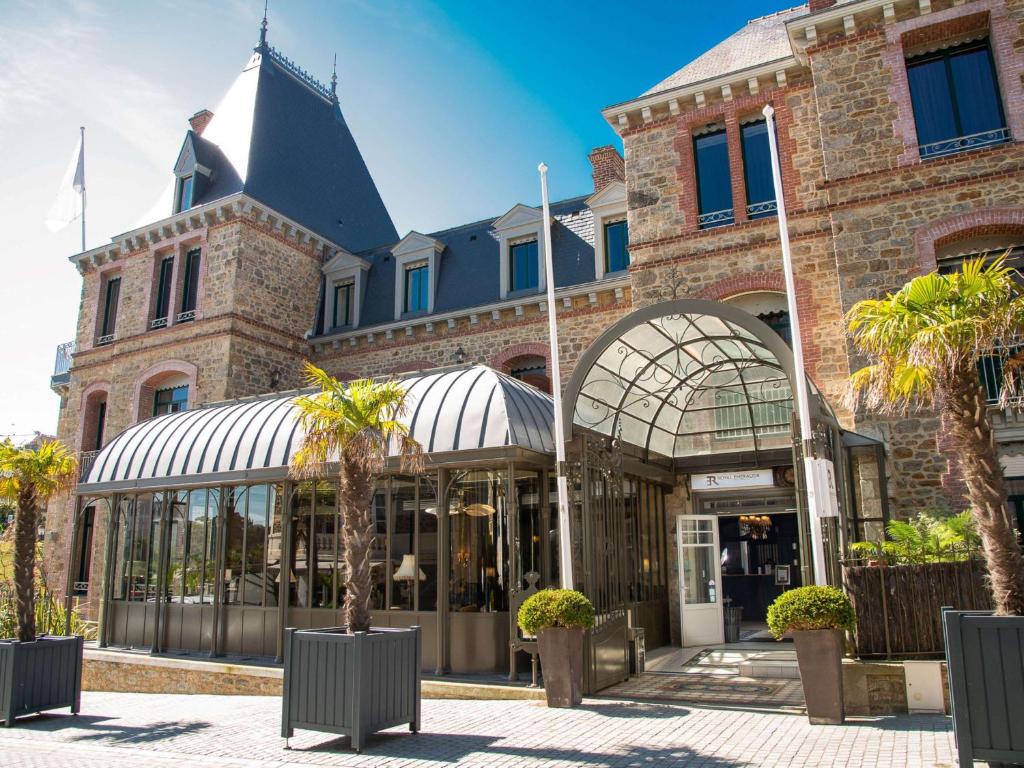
[189,109,214,136]
[809,0,837,11]
[588,145,625,193]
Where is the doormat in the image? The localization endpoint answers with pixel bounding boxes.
[667,678,781,696]
[600,672,805,710]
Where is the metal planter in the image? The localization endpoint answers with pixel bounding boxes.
[792,629,845,725]
[0,635,84,727]
[943,609,1024,766]
[537,627,585,708]
[282,625,421,753]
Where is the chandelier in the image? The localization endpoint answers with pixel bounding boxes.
[739,515,772,540]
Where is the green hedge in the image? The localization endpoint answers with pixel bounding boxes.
[517,589,595,635]
[767,585,855,639]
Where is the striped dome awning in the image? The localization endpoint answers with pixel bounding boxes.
[80,365,554,492]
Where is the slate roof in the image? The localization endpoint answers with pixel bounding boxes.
[137,45,398,253]
[643,6,808,97]
[336,195,600,332]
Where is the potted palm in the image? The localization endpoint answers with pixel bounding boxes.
[848,256,1024,764]
[517,589,594,708]
[767,585,854,725]
[0,438,81,727]
[282,364,422,753]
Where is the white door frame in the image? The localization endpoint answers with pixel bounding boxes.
[676,514,725,647]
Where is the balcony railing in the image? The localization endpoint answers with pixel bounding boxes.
[977,342,1024,407]
[96,333,114,346]
[51,341,74,389]
[78,450,99,483]
[920,126,1010,159]
[176,309,196,323]
[151,316,168,330]
[746,199,778,219]
[698,208,735,229]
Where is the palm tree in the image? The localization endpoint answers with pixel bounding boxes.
[0,439,77,641]
[847,255,1024,615]
[290,363,421,633]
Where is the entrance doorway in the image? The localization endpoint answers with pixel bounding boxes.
[698,490,802,635]
[676,515,724,646]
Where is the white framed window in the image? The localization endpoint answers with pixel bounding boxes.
[587,181,628,279]
[322,249,370,332]
[493,204,546,300]
[391,232,444,320]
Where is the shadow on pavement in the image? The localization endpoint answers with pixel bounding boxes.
[13,712,213,745]
[295,730,750,766]
[577,700,691,719]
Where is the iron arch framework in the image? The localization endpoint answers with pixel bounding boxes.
[563,299,837,463]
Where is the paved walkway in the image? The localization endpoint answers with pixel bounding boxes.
[0,692,957,767]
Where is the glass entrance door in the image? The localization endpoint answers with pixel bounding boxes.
[677,515,724,646]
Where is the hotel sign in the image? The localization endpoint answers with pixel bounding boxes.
[691,469,775,491]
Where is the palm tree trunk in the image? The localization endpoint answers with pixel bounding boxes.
[945,372,1024,615]
[13,485,38,642]
[339,457,376,633]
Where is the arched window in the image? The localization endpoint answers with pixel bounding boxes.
[79,383,110,453]
[506,354,550,393]
[724,292,791,346]
[132,361,197,423]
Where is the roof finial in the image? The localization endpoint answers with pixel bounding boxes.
[257,0,269,51]
[330,53,338,102]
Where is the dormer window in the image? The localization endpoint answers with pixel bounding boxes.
[493,204,546,300]
[321,248,371,332]
[176,175,194,213]
[333,280,354,328]
[404,263,429,314]
[604,220,629,274]
[509,240,539,293]
[391,232,444,320]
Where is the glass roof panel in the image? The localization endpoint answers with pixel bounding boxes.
[572,309,814,459]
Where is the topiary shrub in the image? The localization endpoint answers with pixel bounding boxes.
[767,585,855,639]
[517,589,595,635]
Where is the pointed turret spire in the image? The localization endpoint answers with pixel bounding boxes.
[257,0,269,51]
[330,53,338,103]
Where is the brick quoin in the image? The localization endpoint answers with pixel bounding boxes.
[914,207,1024,273]
[697,271,824,380]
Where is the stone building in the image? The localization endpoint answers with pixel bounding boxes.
[47,0,1024,673]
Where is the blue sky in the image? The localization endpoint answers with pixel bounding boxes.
[0,0,796,438]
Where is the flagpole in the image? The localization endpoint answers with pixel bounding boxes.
[538,162,574,590]
[80,126,86,252]
[762,105,827,585]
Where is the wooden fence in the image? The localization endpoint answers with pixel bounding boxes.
[842,559,992,658]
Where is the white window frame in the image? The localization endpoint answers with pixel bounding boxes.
[493,204,547,300]
[587,181,628,280]
[391,232,444,320]
[322,248,371,331]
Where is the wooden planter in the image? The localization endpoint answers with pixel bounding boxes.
[792,629,845,725]
[1,635,84,727]
[281,626,421,753]
[943,610,1024,766]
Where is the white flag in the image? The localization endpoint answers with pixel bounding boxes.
[45,132,85,233]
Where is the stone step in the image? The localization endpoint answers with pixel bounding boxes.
[737,658,801,679]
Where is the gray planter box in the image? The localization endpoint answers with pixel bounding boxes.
[943,609,1024,766]
[281,625,421,753]
[1,635,83,727]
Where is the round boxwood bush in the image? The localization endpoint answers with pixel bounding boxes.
[517,589,595,635]
[766,585,855,639]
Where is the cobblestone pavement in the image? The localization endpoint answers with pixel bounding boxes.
[0,692,957,768]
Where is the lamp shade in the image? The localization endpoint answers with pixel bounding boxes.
[393,553,426,581]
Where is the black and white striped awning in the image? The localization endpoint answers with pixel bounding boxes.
[80,365,554,492]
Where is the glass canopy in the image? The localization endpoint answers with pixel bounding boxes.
[566,302,823,459]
